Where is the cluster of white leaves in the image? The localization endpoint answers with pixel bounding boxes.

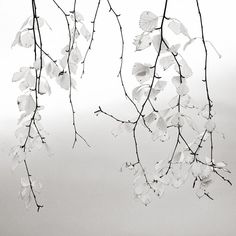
[20,177,42,209]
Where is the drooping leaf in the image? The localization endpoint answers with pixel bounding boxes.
[132,63,153,84]
[20,31,34,48]
[133,33,152,51]
[159,55,175,70]
[204,119,216,132]
[152,34,168,53]
[168,19,190,39]
[80,24,91,41]
[139,11,158,32]
[176,83,189,96]
[17,95,36,114]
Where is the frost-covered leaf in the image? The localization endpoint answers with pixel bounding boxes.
[80,24,91,41]
[168,20,190,39]
[204,119,216,132]
[139,11,158,32]
[17,95,36,114]
[133,33,152,51]
[20,31,34,48]
[176,83,189,96]
[159,55,175,70]
[132,63,153,84]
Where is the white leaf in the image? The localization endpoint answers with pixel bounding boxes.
[70,46,82,64]
[20,16,31,29]
[184,115,199,132]
[46,62,60,79]
[17,95,36,114]
[204,119,216,132]
[154,80,167,91]
[39,78,51,95]
[80,24,91,41]
[215,162,226,168]
[133,34,152,51]
[171,76,186,88]
[11,31,21,48]
[168,44,181,54]
[171,112,184,127]
[139,11,158,32]
[191,162,202,177]
[12,71,25,82]
[175,58,192,78]
[56,72,70,90]
[20,31,34,48]
[156,117,167,133]
[132,84,149,102]
[152,34,168,53]
[71,11,84,22]
[176,83,189,96]
[33,57,45,70]
[132,63,153,84]
[183,38,196,50]
[144,112,157,126]
[159,55,175,70]
[168,20,190,38]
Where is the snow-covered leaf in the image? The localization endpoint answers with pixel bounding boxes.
[139,11,158,32]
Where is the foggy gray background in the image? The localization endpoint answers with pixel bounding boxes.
[0,0,236,235]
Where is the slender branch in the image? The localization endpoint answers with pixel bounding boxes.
[81,0,101,78]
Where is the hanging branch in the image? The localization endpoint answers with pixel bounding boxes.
[21,0,44,212]
[81,0,101,78]
[52,0,90,148]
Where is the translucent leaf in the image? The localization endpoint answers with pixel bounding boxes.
[171,112,184,127]
[168,44,181,54]
[139,11,158,32]
[39,78,51,95]
[133,33,152,51]
[204,119,216,132]
[80,24,91,41]
[71,11,84,22]
[12,71,25,82]
[176,83,189,96]
[152,34,168,53]
[144,112,157,126]
[56,72,76,90]
[70,46,82,64]
[175,58,192,78]
[168,95,179,108]
[171,76,186,88]
[132,84,149,102]
[215,162,226,168]
[156,117,167,133]
[33,57,45,70]
[154,80,167,91]
[20,16,31,29]
[168,20,190,39]
[11,31,21,48]
[132,63,153,84]
[159,55,175,70]
[20,31,34,48]
[183,38,196,50]
[17,95,36,114]
[46,62,60,79]
[184,115,199,132]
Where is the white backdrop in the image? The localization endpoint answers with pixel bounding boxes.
[0,0,236,235]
